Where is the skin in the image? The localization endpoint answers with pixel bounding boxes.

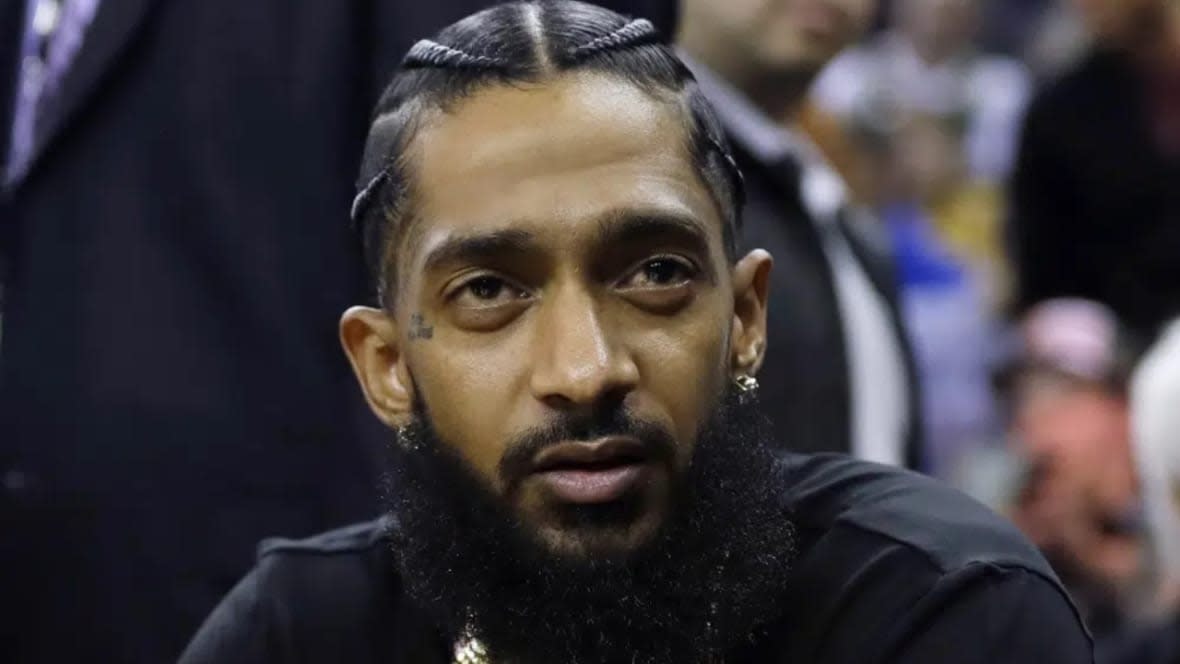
[340,72,772,557]
[1069,0,1179,53]
[894,0,978,64]
[1076,0,1165,45]
[677,0,877,115]
[1009,374,1141,590]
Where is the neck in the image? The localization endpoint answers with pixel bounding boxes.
[678,40,816,120]
[748,69,816,121]
[908,36,965,66]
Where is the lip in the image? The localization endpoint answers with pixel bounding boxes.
[530,436,654,504]
[532,436,649,471]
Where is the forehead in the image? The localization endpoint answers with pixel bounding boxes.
[404,72,723,255]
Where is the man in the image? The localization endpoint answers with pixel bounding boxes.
[997,299,1145,639]
[1100,317,1180,663]
[0,0,674,661]
[1008,0,1180,342]
[812,0,1028,473]
[815,0,1031,182]
[181,3,1091,662]
[677,0,924,469]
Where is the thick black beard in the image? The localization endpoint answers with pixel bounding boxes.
[381,388,797,664]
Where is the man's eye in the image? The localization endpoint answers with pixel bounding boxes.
[627,258,696,288]
[451,275,527,307]
[466,276,506,300]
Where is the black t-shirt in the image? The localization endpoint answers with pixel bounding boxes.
[179,454,1094,663]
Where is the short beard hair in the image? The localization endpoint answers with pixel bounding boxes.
[381,387,797,663]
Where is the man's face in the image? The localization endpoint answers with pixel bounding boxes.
[896,0,977,61]
[1008,374,1141,587]
[681,0,876,75]
[343,73,770,558]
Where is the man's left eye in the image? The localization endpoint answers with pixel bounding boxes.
[625,257,696,288]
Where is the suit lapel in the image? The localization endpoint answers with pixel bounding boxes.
[24,0,160,182]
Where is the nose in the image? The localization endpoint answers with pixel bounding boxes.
[529,286,639,412]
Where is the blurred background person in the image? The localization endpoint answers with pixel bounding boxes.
[815,0,1032,184]
[677,0,926,470]
[987,299,1148,643]
[1100,317,1180,663]
[804,0,1032,476]
[1008,0,1180,344]
[0,1,676,662]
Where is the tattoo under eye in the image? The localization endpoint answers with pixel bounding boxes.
[408,312,434,340]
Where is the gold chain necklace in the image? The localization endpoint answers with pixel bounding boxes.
[452,633,491,664]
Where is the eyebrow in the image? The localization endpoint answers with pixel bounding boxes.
[418,210,717,276]
[421,228,539,274]
[593,211,715,267]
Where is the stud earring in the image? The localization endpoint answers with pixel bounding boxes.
[734,374,759,394]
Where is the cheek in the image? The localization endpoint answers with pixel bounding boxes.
[407,337,532,483]
[716,0,780,27]
[630,309,730,449]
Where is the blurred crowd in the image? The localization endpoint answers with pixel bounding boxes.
[800,0,1180,660]
[1,0,1179,661]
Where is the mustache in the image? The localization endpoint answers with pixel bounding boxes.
[497,408,679,485]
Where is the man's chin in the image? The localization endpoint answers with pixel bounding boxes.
[757,39,839,78]
[528,507,669,559]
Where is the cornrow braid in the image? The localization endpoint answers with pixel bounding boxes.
[704,132,745,208]
[350,168,389,226]
[403,39,505,70]
[353,1,747,309]
[566,18,657,60]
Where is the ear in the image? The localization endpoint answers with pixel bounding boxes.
[730,249,773,377]
[340,306,414,429]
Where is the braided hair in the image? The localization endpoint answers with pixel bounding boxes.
[354,0,745,308]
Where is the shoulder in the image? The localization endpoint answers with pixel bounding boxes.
[781,453,1052,575]
[248,518,399,625]
[180,519,404,663]
[256,518,391,559]
[775,454,1092,662]
[250,517,393,585]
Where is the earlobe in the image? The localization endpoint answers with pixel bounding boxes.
[339,306,414,428]
[730,249,772,377]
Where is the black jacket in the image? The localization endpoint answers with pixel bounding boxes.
[179,454,1092,663]
[1008,48,1180,339]
[0,1,676,661]
[733,144,924,469]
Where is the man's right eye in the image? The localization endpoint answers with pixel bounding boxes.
[450,275,528,308]
[466,276,506,300]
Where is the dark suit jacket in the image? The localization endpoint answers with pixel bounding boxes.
[1008,48,1180,340]
[733,145,924,469]
[0,1,676,662]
